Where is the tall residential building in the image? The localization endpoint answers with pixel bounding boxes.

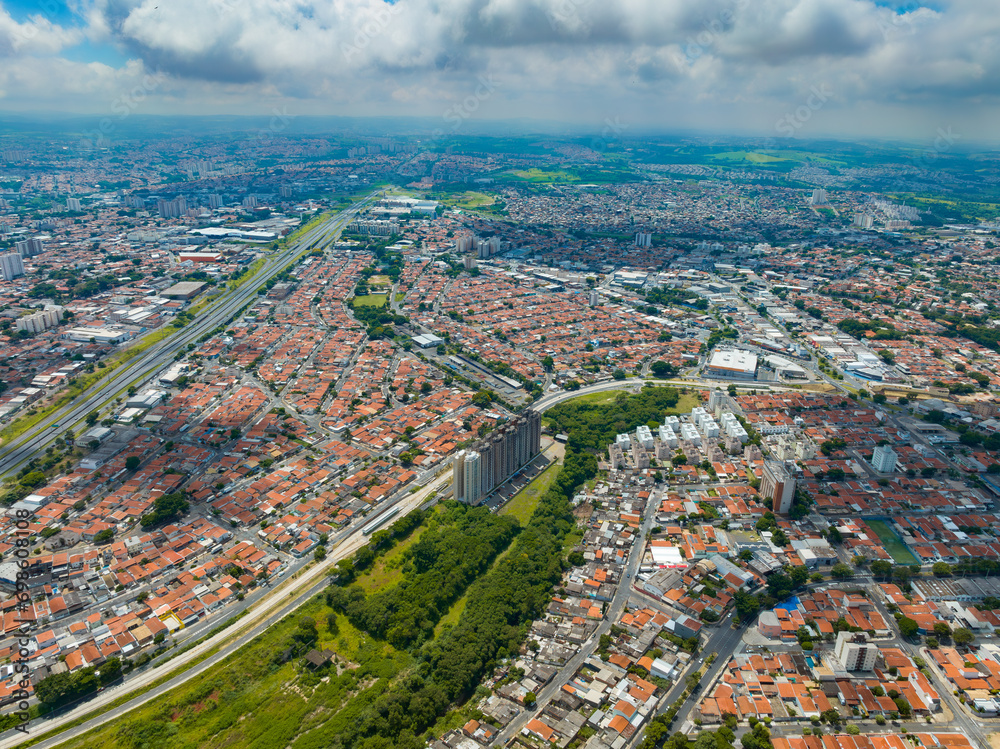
[871,445,898,474]
[15,237,43,257]
[66,197,82,211]
[280,185,293,198]
[834,631,877,672]
[853,212,874,230]
[589,289,599,307]
[157,196,188,218]
[124,196,145,209]
[453,451,467,502]
[811,188,828,205]
[208,194,223,209]
[455,234,474,254]
[0,252,25,280]
[476,237,501,259]
[761,459,796,515]
[452,410,541,506]
[242,196,259,209]
[634,232,652,248]
[16,307,61,334]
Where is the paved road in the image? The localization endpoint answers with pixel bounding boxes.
[0,196,376,479]
[658,614,748,728]
[492,472,659,745]
[0,472,450,749]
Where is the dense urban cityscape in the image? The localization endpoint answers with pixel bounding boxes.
[1,0,1000,748]
[0,126,998,749]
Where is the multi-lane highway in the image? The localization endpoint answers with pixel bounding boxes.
[0,195,376,480]
[0,466,450,749]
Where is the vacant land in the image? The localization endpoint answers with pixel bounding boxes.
[866,519,919,565]
[710,151,789,164]
[500,461,561,525]
[350,293,388,307]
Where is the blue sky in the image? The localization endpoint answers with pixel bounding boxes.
[0,0,996,141]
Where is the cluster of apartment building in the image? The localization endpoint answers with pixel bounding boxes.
[454,410,541,505]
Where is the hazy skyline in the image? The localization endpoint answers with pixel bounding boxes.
[0,1,997,142]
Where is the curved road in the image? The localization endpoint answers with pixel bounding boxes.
[4,367,814,747]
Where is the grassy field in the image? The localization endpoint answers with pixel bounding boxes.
[542,389,700,428]
[710,151,790,164]
[435,593,468,634]
[800,382,838,393]
[355,514,434,594]
[228,257,266,291]
[351,293,388,307]
[439,190,496,209]
[52,513,443,749]
[187,289,223,317]
[499,461,561,525]
[52,501,531,749]
[866,519,919,565]
[506,167,580,183]
[54,592,408,749]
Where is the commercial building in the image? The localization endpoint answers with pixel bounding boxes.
[412,333,445,349]
[177,251,223,264]
[453,410,542,505]
[871,444,898,473]
[62,327,130,345]
[706,349,758,380]
[163,281,208,300]
[762,460,796,515]
[833,631,877,672]
[0,252,25,280]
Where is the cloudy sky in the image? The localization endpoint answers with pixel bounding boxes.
[0,0,996,141]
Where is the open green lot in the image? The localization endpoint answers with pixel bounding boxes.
[709,151,790,164]
[865,518,919,565]
[500,461,561,525]
[350,293,388,307]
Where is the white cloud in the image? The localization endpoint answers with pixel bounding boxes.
[0,0,997,138]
